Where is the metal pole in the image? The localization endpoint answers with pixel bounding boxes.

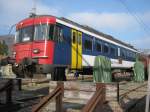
[117,82,120,102]
[145,57,150,112]
[32,0,37,14]
[56,82,63,112]
[18,79,22,91]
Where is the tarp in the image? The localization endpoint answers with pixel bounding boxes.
[93,56,111,82]
[133,61,145,82]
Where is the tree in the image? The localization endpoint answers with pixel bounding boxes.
[0,41,3,55]
[0,40,8,56]
[2,40,8,55]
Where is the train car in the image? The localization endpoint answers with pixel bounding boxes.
[12,15,138,80]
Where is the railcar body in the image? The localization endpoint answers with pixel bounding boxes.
[12,15,138,80]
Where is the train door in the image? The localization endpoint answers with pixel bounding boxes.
[71,29,82,69]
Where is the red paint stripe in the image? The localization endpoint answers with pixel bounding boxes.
[16,16,56,29]
[32,40,54,64]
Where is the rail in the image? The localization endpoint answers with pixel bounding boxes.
[32,82,64,112]
[0,79,13,103]
[82,83,105,112]
[120,83,147,97]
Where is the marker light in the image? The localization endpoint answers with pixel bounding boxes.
[33,49,40,54]
[12,51,16,58]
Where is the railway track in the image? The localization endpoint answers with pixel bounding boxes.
[119,81,147,112]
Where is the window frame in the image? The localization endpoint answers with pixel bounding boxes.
[54,25,64,43]
[103,43,109,54]
[34,24,49,41]
[95,41,102,52]
[15,25,34,43]
[110,47,116,57]
[84,38,93,51]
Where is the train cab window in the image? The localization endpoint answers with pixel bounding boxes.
[34,24,48,41]
[103,44,109,54]
[84,39,92,51]
[54,25,63,42]
[15,30,21,43]
[19,26,34,42]
[96,42,102,52]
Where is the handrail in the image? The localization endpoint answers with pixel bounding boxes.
[82,83,105,112]
[32,82,64,112]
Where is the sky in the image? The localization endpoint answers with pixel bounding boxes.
[0,0,150,49]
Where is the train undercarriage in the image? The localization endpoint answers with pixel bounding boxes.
[0,56,136,82]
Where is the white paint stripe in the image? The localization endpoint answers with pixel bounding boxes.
[56,19,138,52]
[82,54,135,68]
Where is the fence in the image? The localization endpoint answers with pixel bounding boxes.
[31,81,147,112]
[32,81,106,112]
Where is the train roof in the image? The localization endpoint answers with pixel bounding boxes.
[59,17,137,51]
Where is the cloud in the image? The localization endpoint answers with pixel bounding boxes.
[67,12,150,32]
[131,36,150,49]
[0,0,60,34]
[67,12,150,49]
[36,3,60,15]
[142,12,150,24]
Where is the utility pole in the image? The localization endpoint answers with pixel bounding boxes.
[32,0,37,14]
[30,0,37,16]
[145,56,150,112]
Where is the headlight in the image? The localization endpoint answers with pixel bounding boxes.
[33,49,40,54]
[13,51,16,55]
[12,51,16,58]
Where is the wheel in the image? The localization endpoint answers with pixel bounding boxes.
[12,65,33,78]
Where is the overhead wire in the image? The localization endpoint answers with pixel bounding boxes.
[118,0,150,36]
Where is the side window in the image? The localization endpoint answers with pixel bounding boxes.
[110,47,115,56]
[121,49,126,58]
[103,44,109,54]
[84,39,92,51]
[49,24,54,40]
[133,53,136,58]
[127,51,131,58]
[96,42,102,52]
[54,25,63,42]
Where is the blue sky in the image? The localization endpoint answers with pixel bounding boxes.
[0,0,150,49]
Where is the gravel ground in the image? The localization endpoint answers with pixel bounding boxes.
[128,96,147,112]
[0,79,148,112]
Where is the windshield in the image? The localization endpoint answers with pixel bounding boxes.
[34,24,49,41]
[15,26,34,43]
[15,24,54,43]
